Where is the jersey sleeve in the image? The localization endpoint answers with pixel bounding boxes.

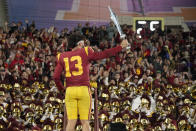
[85,46,122,61]
[53,54,64,91]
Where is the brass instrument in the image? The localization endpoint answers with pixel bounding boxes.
[119,82,126,87]
[182,84,188,94]
[166,123,177,130]
[141,98,150,109]
[130,119,137,125]
[132,123,144,131]
[14,83,20,92]
[45,103,53,113]
[114,117,123,123]
[154,87,160,94]
[5,84,12,90]
[122,113,130,121]
[166,84,172,89]
[153,126,162,131]
[24,87,31,94]
[190,84,196,100]
[99,114,108,122]
[173,87,179,94]
[101,93,109,101]
[43,125,52,131]
[141,118,149,125]
[39,83,45,89]
[49,80,56,88]
[76,125,82,131]
[13,107,21,118]
[54,118,63,130]
[0,84,6,89]
[35,105,43,115]
[30,103,36,110]
[103,124,109,131]
[24,95,31,104]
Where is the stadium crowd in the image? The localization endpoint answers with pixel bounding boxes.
[0,21,195,131]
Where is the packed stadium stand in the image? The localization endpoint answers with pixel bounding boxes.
[0,0,196,131]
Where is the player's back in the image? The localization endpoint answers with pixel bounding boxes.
[59,48,91,87]
[54,44,123,90]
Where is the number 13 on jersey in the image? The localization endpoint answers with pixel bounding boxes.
[64,56,83,77]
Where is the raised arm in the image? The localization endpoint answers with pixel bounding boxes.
[87,39,128,61]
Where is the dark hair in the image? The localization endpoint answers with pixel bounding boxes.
[68,33,86,50]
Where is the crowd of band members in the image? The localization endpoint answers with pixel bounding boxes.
[0,21,195,130]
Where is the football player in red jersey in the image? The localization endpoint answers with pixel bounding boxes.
[53,39,128,131]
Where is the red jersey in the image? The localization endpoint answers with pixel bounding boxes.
[53,46,122,91]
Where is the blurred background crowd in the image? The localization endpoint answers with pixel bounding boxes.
[0,21,196,131]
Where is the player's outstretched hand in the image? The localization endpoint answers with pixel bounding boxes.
[120,39,129,48]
